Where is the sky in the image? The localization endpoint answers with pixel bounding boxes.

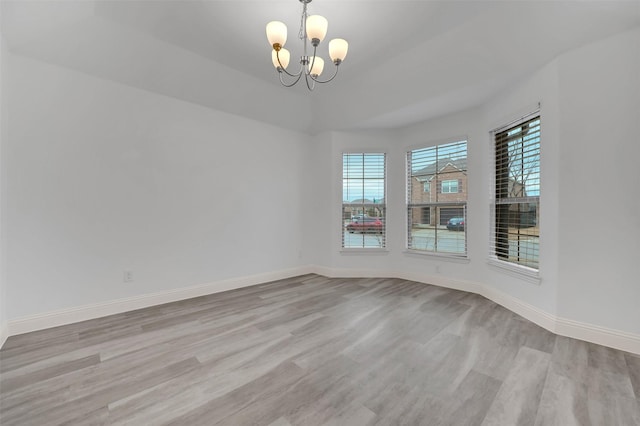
[342,126,540,202]
[343,153,385,203]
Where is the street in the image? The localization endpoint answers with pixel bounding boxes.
[343,226,539,265]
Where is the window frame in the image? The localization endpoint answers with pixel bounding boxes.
[406,139,468,258]
[489,110,541,278]
[441,179,459,194]
[341,152,387,251]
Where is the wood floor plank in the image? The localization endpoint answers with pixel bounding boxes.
[0,353,101,393]
[444,370,503,426]
[625,352,640,399]
[1,275,639,425]
[534,369,590,426]
[481,346,551,426]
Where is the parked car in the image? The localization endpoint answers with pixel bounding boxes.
[346,217,384,233]
[446,217,465,231]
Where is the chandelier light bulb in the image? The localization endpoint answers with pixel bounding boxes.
[329,38,349,63]
[271,48,290,70]
[266,21,287,49]
[308,56,324,77]
[306,15,328,45]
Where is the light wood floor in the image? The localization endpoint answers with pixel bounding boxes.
[1,275,639,425]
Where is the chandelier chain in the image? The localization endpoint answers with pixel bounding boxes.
[298,4,307,40]
[298,2,307,40]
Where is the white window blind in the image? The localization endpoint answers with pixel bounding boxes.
[490,114,540,270]
[342,153,386,249]
[407,140,467,255]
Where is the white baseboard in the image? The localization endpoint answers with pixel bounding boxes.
[479,282,558,333]
[554,317,640,355]
[312,265,396,279]
[309,265,640,355]
[6,266,314,339]
[4,265,639,355]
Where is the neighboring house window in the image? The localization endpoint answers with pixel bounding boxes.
[342,153,386,248]
[407,140,467,256]
[441,179,459,193]
[423,182,430,192]
[491,114,540,270]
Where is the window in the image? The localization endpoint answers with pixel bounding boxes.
[441,180,459,193]
[491,114,540,270]
[407,140,467,255]
[342,153,386,248]
[423,182,430,192]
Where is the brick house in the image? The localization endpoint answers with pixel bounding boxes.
[410,158,467,226]
[409,156,535,228]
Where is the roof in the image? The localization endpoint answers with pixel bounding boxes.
[346,198,385,204]
[413,157,467,178]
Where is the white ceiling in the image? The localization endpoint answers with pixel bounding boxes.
[2,1,640,132]
[92,0,494,85]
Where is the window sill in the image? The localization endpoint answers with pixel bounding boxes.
[403,250,470,263]
[340,248,389,255]
[487,257,541,285]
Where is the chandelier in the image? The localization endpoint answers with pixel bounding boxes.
[266,0,348,90]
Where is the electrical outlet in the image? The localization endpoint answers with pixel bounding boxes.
[435,264,441,274]
[124,270,133,282]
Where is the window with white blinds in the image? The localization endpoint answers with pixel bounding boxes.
[407,140,467,256]
[490,114,540,270]
[342,153,386,249]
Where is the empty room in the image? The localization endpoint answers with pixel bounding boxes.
[1,0,639,425]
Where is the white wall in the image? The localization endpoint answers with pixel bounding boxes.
[299,131,332,267]
[316,28,640,340]
[556,28,640,334]
[4,53,309,320]
[0,33,8,345]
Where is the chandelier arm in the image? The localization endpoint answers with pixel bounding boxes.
[308,64,340,84]
[304,73,316,91]
[276,50,305,78]
[279,70,304,87]
[278,64,304,78]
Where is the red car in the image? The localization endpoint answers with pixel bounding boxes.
[346,217,384,233]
